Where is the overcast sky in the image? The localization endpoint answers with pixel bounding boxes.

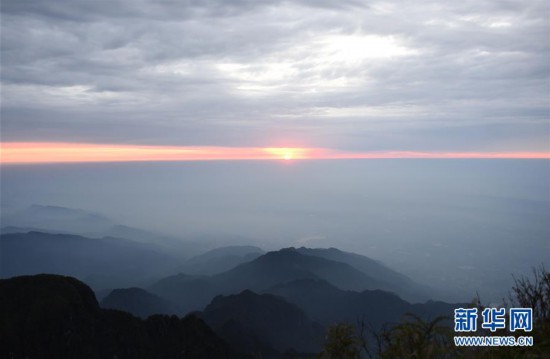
[1,0,548,152]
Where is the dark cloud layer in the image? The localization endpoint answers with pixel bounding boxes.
[1,0,548,151]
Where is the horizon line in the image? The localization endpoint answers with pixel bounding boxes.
[1,142,549,164]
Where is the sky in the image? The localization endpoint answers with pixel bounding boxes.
[1,2,549,300]
[1,0,549,159]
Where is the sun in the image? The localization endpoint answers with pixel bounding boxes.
[263,147,303,161]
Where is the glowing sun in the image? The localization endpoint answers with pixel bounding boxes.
[263,147,305,161]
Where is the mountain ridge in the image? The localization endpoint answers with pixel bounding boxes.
[0,274,241,359]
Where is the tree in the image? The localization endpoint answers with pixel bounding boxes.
[375,313,456,359]
[319,323,361,359]
[507,265,550,355]
[509,265,550,323]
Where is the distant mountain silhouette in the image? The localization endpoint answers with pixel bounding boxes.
[0,225,66,235]
[100,287,177,318]
[178,245,264,275]
[148,248,387,314]
[0,274,240,359]
[2,204,115,234]
[201,290,323,356]
[1,204,206,257]
[215,248,385,292]
[292,247,434,301]
[0,231,180,289]
[267,278,457,329]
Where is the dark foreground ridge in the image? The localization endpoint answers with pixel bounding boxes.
[201,290,324,354]
[0,274,240,359]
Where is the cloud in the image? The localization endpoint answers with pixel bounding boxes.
[1,0,548,152]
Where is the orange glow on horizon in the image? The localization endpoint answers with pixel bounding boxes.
[263,148,313,160]
[1,142,549,164]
